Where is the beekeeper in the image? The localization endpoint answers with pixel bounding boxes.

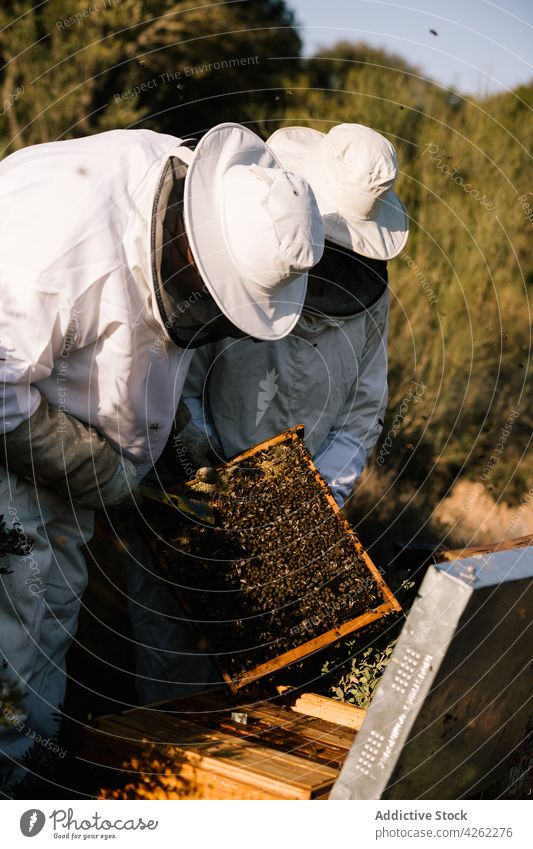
[129,123,409,704]
[183,124,409,503]
[0,122,324,790]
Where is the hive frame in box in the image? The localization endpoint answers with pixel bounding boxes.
[180,425,401,694]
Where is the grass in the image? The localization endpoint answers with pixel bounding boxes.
[324,638,398,708]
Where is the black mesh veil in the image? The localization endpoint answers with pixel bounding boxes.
[153,154,246,349]
[303,240,388,319]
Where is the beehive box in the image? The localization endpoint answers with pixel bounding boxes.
[149,426,400,693]
[80,690,365,800]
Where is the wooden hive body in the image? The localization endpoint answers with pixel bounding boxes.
[80,691,365,800]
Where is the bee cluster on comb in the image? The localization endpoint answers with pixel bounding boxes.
[150,428,399,690]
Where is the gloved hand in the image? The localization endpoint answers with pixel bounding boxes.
[1,394,140,509]
[75,455,140,509]
[177,417,222,472]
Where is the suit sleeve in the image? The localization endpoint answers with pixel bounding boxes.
[342,288,389,459]
[0,287,67,433]
[182,343,218,437]
[0,286,137,508]
[314,290,389,504]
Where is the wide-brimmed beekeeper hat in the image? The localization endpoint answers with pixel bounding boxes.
[179,122,325,341]
[267,123,408,260]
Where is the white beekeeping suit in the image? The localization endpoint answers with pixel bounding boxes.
[0,130,191,791]
[0,124,324,792]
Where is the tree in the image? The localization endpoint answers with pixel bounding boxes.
[0,0,301,152]
[128,0,301,136]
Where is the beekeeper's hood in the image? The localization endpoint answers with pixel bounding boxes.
[151,123,325,344]
[301,239,388,326]
[268,123,408,260]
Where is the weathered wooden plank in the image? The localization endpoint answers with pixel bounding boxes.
[105,691,357,749]
[245,703,356,749]
[274,687,367,731]
[199,711,351,769]
[438,534,533,562]
[288,692,367,731]
[81,690,357,799]
[82,713,339,796]
[100,756,319,800]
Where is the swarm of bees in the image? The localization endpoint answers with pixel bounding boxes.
[154,439,381,677]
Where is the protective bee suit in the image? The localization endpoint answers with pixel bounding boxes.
[184,249,390,505]
[0,129,193,789]
[0,125,323,791]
